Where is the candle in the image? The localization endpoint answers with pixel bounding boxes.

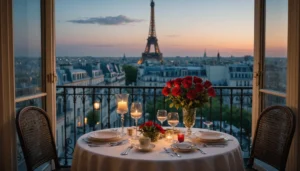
[178,133,184,143]
[84,117,87,125]
[131,109,142,118]
[94,102,100,110]
[117,100,128,113]
[165,130,174,142]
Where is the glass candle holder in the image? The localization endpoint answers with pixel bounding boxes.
[177,133,184,143]
[165,130,174,143]
[130,102,143,139]
[116,94,129,136]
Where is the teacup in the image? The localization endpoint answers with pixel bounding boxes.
[139,136,151,149]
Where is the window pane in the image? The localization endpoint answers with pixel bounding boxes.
[264,0,288,92]
[14,0,42,98]
[263,94,286,109]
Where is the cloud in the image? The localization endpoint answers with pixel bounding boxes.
[165,34,180,38]
[68,15,143,25]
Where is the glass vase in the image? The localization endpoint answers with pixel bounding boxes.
[183,108,196,135]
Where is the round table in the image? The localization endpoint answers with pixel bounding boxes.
[71,128,245,171]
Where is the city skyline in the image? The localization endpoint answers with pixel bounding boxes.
[13,0,287,58]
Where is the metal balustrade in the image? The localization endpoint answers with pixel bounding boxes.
[56,86,252,166]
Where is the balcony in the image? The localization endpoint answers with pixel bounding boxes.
[56,85,252,166]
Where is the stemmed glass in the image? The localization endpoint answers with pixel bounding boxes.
[167,112,179,131]
[130,102,142,139]
[116,94,129,136]
[157,110,167,126]
[203,121,213,130]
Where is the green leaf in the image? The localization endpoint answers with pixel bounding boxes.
[169,103,174,108]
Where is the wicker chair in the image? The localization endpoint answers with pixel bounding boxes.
[16,106,69,171]
[247,105,296,171]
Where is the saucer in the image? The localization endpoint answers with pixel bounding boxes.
[135,144,155,152]
[171,142,196,152]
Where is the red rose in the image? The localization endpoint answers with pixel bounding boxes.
[162,87,170,96]
[208,87,216,97]
[186,89,197,100]
[193,77,203,84]
[174,78,182,87]
[183,79,192,89]
[166,80,173,88]
[184,76,192,81]
[204,80,212,88]
[139,123,145,129]
[195,83,204,92]
[171,87,181,97]
[159,127,165,134]
[145,121,153,127]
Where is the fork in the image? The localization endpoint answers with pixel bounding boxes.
[196,147,206,154]
[121,144,134,155]
[163,147,174,157]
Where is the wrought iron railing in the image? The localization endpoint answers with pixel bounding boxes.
[56,86,252,166]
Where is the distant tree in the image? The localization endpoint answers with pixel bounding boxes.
[86,110,100,128]
[122,65,138,85]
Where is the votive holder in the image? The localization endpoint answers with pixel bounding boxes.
[165,130,174,143]
[177,133,184,143]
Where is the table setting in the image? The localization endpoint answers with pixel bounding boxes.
[71,77,245,171]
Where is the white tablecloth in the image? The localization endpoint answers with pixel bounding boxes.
[71,128,245,171]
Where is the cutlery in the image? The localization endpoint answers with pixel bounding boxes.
[121,145,134,155]
[87,139,126,147]
[163,147,174,157]
[196,147,206,154]
[172,150,181,157]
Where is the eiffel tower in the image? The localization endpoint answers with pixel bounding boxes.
[138,0,163,64]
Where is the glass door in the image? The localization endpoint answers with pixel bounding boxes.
[13,0,56,170]
[260,0,288,109]
[254,0,288,114]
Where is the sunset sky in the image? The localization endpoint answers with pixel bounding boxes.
[13,0,288,57]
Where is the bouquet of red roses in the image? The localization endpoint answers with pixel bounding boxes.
[139,121,165,142]
[162,76,216,109]
[139,121,165,134]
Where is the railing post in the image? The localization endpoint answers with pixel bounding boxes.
[219,89,223,132]
[92,88,96,131]
[230,89,233,135]
[63,88,68,166]
[143,88,146,123]
[107,88,111,128]
[73,88,77,147]
[82,88,86,133]
[153,87,156,123]
[240,88,244,144]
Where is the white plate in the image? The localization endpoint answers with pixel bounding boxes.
[171,142,196,152]
[88,131,121,142]
[196,131,225,142]
[135,144,155,152]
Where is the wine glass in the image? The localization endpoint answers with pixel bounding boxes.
[115,94,129,136]
[167,112,179,131]
[157,110,167,125]
[130,102,142,139]
[203,120,213,130]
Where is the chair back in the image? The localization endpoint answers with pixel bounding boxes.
[16,106,60,171]
[248,105,295,171]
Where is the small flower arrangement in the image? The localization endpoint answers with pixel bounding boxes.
[162,76,216,109]
[139,121,165,142]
